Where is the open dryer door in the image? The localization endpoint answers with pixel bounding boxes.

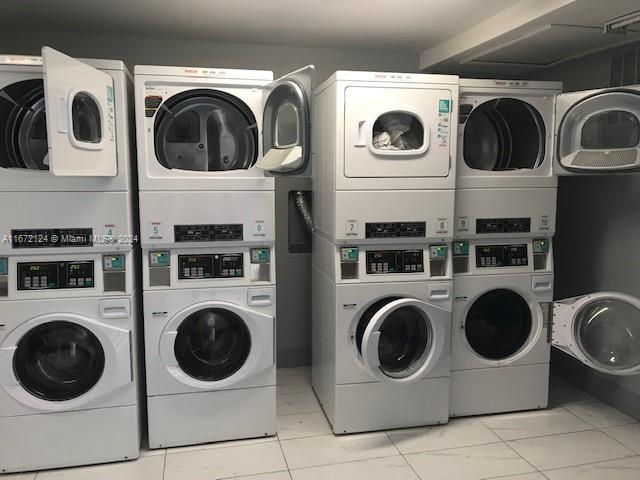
[553,292,640,376]
[357,297,447,384]
[555,87,640,174]
[257,65,314,174]
[42,47,117,176]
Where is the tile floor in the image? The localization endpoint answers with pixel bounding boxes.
[8,369,640,480]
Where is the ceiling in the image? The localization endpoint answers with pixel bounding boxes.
[0,0,520,52]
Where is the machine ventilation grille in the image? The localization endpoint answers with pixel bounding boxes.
[610,47,640,86]
[571,150,637,168]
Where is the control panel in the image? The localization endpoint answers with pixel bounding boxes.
[429,244,448,277]
[11,228,93,248]
[476,244,528,268]
[178,253,243,279]
[366,250,424,274]
[174,224,243,242]
[365,222,426,239]
[17,261,94,290]
[476,218,530,234]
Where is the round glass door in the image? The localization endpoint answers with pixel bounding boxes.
[0,79,49,170]
[13,321,105,401]
[465,289,532,360]
[463,98,545,171]
[174,307,251,381]
[154,89,257,172]
[574,298,640,372]
[356,297,432,379]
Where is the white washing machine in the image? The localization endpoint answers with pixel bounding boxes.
[0,252,139,473]
[455,79,561,239]
[134,64,313,249]
[553,291,640,376]
[312,71,458,244]
[555,84,640,175]
[312,234,452,433]
[450,238,553,417]
[0,48,136,254]
[142,245,276,448]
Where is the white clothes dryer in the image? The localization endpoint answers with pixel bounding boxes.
[142,245,276,448]
[134,64,313,249]
[450,238,554,417]
[312,71,459,244]
[312,234,452,433]
[0,251,139,473]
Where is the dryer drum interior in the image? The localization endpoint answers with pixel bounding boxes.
[574,298,640,371]
[13,321,105,401]
[0,79,49,170]
[463,98,545,171]
[174,307,252,381]
[154,89,258,172]
[355,297,432,378]
[465,289,532,360]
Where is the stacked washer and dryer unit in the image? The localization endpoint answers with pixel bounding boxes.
[0,48,140,473]
[450,79,640,417]
[312,71,458,433]
[134,64,313,448]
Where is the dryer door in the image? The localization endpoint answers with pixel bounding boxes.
[344,86,452,178]
[556,88,640,173]
[0,312,132,411]
[357,297,447,384]
[257,65,314,174]
[159,301,273,389]
[553,292,640,375]
[42,47,117,176]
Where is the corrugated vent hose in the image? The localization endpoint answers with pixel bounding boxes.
[294,191,313,232]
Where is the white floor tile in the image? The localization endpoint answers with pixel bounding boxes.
[404,442,535,480]
[290,455,418,480]
[543,456,640,480]
[35,456,164,480]
[280,432,398,469]
[277,391,321,416]
[485,474,547,480]
[278,411,332,440]
[164,441,287,480]
[165,436,276,455]
[0,474,35,480]
[508,430,635,470]
[480,408,594,440]
[387,418,501,454]
[277,368,313,396]
[603,423,640,454]
[564,401,638,429]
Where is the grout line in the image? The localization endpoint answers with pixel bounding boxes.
[502,438,545,477]
[540,454,640,474]
[277,433,293,479]
[385,430,422,479]
[596,424,640,455]
[285,452,403,473]
[161,449,168,480]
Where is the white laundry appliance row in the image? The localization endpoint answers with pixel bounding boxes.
[310,70,640,435]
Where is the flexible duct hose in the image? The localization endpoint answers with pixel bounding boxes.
[294,190,313,232]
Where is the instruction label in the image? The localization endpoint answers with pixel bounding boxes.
[437,99,451,147]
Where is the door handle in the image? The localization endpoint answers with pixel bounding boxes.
[355,120,367,147]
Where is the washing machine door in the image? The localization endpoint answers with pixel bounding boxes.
[160,301,273,389]
[0,311,132,411]
[0,79,48,171]
[41,47,118,177]
[257,65,314,174]
[464,288,538,362]
[553,292,640,376]
[153,87,258,172]
[556,88,640,173]
[462,98,546,171]
[357,297,447,384]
